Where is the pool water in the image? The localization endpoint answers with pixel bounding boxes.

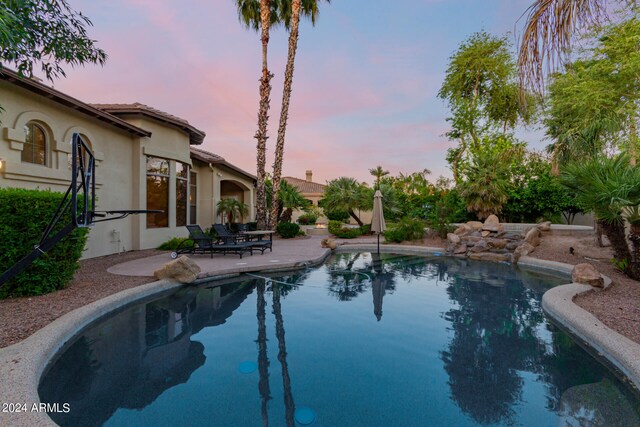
[39,253,640,426]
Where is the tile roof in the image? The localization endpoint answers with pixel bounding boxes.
[92,102,205,145]
[190,147,256,181]
[0,68,150,137]
[284,176,326,194]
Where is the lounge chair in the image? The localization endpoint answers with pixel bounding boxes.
[212,223,272,254]
[171,225,253,259]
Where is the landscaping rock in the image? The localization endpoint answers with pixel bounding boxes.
[524,227,541,247]
[454,244,468,254]
[321,238,338,250]
[481,230,491,237]
[467,221,483,231]
[572,263,604,288]
[482,215,501,232]
[462,235,482,244]
[469,239,489,253]
[154,256,200,283]
[447,233,461,244]
[505,241,521,251]
[468,252,511,263]
[537,221,551,232]
[487,238,507,249]
[454,224,473,236]
[513,242,535,262]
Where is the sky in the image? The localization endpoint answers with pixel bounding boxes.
[50,0,545,185]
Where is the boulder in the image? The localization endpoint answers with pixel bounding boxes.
[481,230,491,237]
[467,221,484,231]
[469,239,489,253]
[454,244,468,254]
[524,227,541,246]
[505,241,520,251]
[454,224,473,236]
[513,242,535,262]
[572,263,604,288]
[468,252,511,263]
[154,256,201,283]
[482,214,500,232]
[486,238,507,249]
[537,221,551,232]
[462,235,482,244]
[447,233,461,244]
[321,238,338,250]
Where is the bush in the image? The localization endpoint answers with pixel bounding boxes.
[333,227,362,239]
[0,188,89,298]
[328,220,343,235]
[383,217,426,243]
[297,212,318,225]
[157,237,194,251]
[276,222,300,238]
[325,208,350,222]
[360,224,371,235]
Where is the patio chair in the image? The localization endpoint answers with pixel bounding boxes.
[171,225,253,259]
[212,223,272,254]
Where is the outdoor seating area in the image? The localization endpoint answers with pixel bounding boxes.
[171,224,273,259]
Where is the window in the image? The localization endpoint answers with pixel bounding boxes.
[22,122,47,166]
[189,171,197,225]
[176,162,188,227]
[146,157,169,228]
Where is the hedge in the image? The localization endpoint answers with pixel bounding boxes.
[0,188,89,298]
[276,221,300,238]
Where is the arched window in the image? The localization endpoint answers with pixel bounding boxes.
[22,122,48,166]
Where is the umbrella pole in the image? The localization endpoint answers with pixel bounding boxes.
[377,233,380,254]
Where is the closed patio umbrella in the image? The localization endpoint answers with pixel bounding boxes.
[371,190,386,254]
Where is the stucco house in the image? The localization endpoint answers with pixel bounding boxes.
[283,170,325,206]
[0,68,255,259]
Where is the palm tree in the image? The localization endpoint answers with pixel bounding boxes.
[277,180,308,222]
[458,151,510,220]
[369,165,390,189]
[518,0,609,93]
[269,0,329,229]
[560,154,640,279]
[216,198,249,224]
[323,177,370,226]
[235,0,279,230]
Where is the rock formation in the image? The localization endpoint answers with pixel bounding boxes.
[154,255,201,283]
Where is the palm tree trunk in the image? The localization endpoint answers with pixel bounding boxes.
[598,219,636,277]
[255,0,273,230]
[273,287,295,427]
[269,0,301,230]
[256,280,271,427]
[348,208,363,227]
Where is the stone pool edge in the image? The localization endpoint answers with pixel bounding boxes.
[1,244,639,426]
[0,249,333,427]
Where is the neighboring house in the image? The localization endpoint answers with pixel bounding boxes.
[283,170,325,206]
[0,68,255,258]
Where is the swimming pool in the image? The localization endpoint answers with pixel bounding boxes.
[39,253,640,426]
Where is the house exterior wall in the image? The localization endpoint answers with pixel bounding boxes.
[0,81,138,258]
[0,80,256,260]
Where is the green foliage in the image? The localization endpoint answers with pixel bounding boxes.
[276,221,300,238]
[426,190,469,238]
[297,212,318,225]
[328,220,343,235]
[323,177,371,225]
[360,224,371,235]
[611,257,630,273]
[0,188,89,298]
[324,208,350,222]
[332,227,362,239]
[0,0,106,81]
[216,198,249,224]
[157,237,194,251]
[383,218,426,243]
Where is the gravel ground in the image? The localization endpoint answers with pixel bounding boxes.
[0,249,159,348]
[0,231,638,349]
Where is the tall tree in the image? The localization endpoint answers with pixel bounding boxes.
[235,0,279,230]
[322,177,370,226]
[439,32,533,183]
[369,165,390,189]
[269,0,329,229]
[0,0,106,80]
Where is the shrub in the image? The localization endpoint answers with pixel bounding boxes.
[0,188,89,298]
[328,220,343,235]
[360,224,371,235]
[297,212,318,225]
[383,218,426,243]
[325,208,350,222]
[157,237,194,251]
[332,227,362,239]
[276,222,300,238]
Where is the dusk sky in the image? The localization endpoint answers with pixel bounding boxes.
[52,0,544,185]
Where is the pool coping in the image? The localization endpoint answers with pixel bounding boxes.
[1,244,639,426]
